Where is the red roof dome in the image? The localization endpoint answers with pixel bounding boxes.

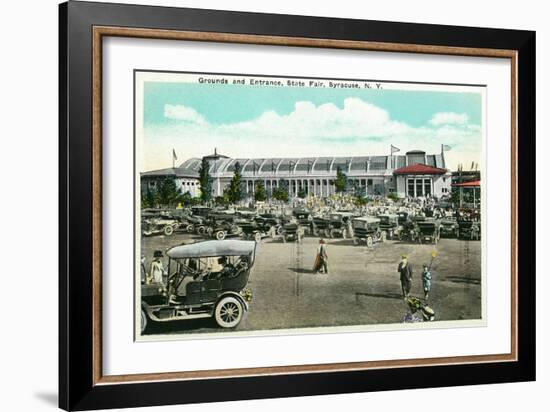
[393,163,447,175]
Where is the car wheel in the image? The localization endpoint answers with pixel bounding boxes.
[214,296,244,328]
[140,308,148,334]
[186,224,194,233]
[276,226,284,235]
[366,236,373,248]
[163,225,174,236]
[254,232,262,243]
[216,230,226,240]
[197,226,206,235]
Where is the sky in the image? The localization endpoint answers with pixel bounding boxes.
[140,79,483,172]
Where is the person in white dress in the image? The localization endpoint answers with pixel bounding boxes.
[150,250,165,284]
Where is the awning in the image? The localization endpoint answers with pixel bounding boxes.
[452,180,480,187]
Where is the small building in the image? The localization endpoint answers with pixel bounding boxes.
[393,163,452,198]
[140,166,200,197]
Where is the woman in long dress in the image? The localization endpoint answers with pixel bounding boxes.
[150,250,165,284]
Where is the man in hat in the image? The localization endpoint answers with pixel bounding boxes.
[315,238,329,274]
[397,254,413,298]
[150,250,166,284]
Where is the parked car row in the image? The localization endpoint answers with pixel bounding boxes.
[141,205,481,245]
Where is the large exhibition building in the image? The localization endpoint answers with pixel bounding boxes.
[141,149,452,199]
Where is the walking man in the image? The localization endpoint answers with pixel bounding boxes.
[397,254,413,298]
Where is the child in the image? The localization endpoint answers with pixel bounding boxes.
[422,264,432,300]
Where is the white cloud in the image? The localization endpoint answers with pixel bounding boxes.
[219,98,413,139]
[164,104,206,124]
[429,112,469,126]
[144,99,481,172]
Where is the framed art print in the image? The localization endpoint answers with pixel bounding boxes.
[59,1,535,410]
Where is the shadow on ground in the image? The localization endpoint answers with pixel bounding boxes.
[355,291,404,300]
[444,276,481,285]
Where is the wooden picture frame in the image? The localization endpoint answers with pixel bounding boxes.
[59,1,535,410]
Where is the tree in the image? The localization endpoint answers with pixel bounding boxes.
[198,158,213,202]
[142,186,156,208]
[227,161,243,203]
[176,191,194,206]
[158,178,179,206]
[254,180,267,202]
[335,166,347,193]
[297,188,307,199]
[273,180,289,202]
[387,191,399,202]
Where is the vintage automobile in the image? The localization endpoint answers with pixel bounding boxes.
[312,215,331,237]
[440,218,459,238]
[352,217,386,247]
[327,212,354,238]
[457,220,481,240]
[282,219,305,243]
[397,211,409,226]
[416,219,441,244]
[255,213,284,235]
[239,218,276,242]
[202,215,242,240]
[292,208,313,235]
[395,212,417,241]
[191,206,212,217]
[141,240,256,333]
[378,214,401,239]
[141,210,179,237]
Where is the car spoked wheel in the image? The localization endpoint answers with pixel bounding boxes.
[214,296,243,328]
[366,236,373,248]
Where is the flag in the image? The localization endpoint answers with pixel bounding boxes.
[442,144,451,151]
[172,149,178,161]
[391,145,400,154]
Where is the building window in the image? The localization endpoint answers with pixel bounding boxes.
[424,178,432,196]
[407,178,415,197]
[416,179,424,197]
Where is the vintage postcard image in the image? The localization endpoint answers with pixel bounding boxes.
[135,71,485,340]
